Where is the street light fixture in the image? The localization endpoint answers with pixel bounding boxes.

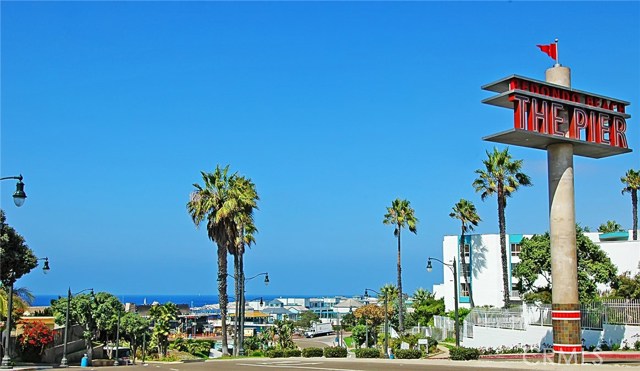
[364,288,388,357]
[427,257,460,347]
[0,175,27,207]
[238,272,268,356]
[60,288,94,368]
[1,258,50,369]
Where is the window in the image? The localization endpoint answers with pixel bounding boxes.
[511,243,521,257]
[461,263,471,277]
[460,283,470,297]
[463,243,470,258]
[511,262,519,275]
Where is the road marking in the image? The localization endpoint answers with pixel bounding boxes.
[237,363,361,371]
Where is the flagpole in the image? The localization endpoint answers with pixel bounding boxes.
[555,38,560,67]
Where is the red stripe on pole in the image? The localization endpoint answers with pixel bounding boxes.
[554,345,582,353]
[552,311,581,319]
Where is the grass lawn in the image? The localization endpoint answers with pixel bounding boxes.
[343,337,354,348]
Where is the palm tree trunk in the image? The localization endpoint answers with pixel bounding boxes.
[233,253,240,356]
[460,226,474,308]
[218,243,229,355]
[497,187,510,308]
[396,226,403,334]
[238,249,245,354]
[633,190,638,240]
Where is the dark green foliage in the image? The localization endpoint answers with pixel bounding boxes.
[169,338,212,358]
[243,336,263,351]
[283,349,301,357]
[0,210,37,285]
[634,340,640,351]
[351,325,375,348]
[514,225,618,303]
[354,348,381,358]
[265,349,284,358]
[294,311,319,329]
[394,349,422,359]
[301,347,324,357]
[339,312,356,331]
[449,347,480,360]
[249,350,263,357]
[610,271,640,299]
[323,347,347,358]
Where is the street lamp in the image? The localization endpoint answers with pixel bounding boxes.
[427,257,459,347]
[1,258,50,369]
[60,288,93,367]
[113,306,122,366]
[0,175,26,207]
[238,272,268,356]
[364,288,388,357]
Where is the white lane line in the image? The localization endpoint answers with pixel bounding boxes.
[237,363,361,371]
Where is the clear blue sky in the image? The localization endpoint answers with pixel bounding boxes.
[2,1,639,298]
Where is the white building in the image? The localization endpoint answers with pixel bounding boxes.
[432,231,640,311]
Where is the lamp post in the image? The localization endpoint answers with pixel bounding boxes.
[60,288,93,367]
[364,288,388,357]
[1,258,49,369]
[427,257,459,347]
[113,306,122,366]
[0,175,27,207]
[238,272,268,356]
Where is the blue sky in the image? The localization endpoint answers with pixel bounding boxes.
[2,1,639,298]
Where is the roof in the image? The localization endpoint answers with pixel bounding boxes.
[262,307,291,315]
[334,298,364,309]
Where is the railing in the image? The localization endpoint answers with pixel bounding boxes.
[431,315,455,341]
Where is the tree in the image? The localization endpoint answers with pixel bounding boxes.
[598,220,623,233]
[294,310,319,329]
[50,292,99,363]
[621,169,640,240]
[409,288,445,327]
[272,319,295,349]
[187,165,239,355]
[148,302,179,357]
[121,312,150,364]
[610,270,640,299]
[513,225,618,303]
[383,198,418,333]
[473,147,532,307]
[449,199,481,307]
[0,210,37,288]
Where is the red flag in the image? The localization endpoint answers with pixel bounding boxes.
[537,43,557,60]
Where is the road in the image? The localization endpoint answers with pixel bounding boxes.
[123,358,640,371]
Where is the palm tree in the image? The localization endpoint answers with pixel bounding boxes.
[228,176,259,355]
[473,147,531,308]
[621,169,640,240]
[411,288,431,307]
[449,199,481,308]
[598,220,623,234]
[383,198,418,333]
[187,165,239,355]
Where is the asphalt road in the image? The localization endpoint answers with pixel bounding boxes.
[116,358,640,371]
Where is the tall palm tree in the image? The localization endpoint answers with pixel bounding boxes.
[383,198,418,333]
[473,147,531,308]
[621,169,640,240]
[228,175,259,355]
[449,199,481,308]
[187,165,239,355]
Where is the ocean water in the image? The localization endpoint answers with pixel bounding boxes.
[32,293,350,307]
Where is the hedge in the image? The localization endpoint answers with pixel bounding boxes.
[323,347,348,358]
[354,348,381,358]
[284,349,302,358]
[449,347,480,361]
[394,349,422,359]
[265,349,284,358]
[302,347,324,358]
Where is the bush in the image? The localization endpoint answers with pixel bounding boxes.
[249,350,264,357]
[302,347,324,358]
[354,348,381,358]
[449,347,480,361]
[634,340,640,351]
[323,347,347,358]
[265,349,284,358]
[284,349,302,357]
[394,349,422,359]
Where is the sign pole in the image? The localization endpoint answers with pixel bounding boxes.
[545,65,582,364]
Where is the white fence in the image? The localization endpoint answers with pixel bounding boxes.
[430,315,455,341]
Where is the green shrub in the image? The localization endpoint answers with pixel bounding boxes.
[394,349,422,359]
[284,349,302,357]
[265,349,284,358]
[612,343,621,351]
[323,347,347,358]
[302,347,324,358]
[354,348,381,358]
[634,340,640,351]
[249,350,264,357]
[449,347,480,361]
